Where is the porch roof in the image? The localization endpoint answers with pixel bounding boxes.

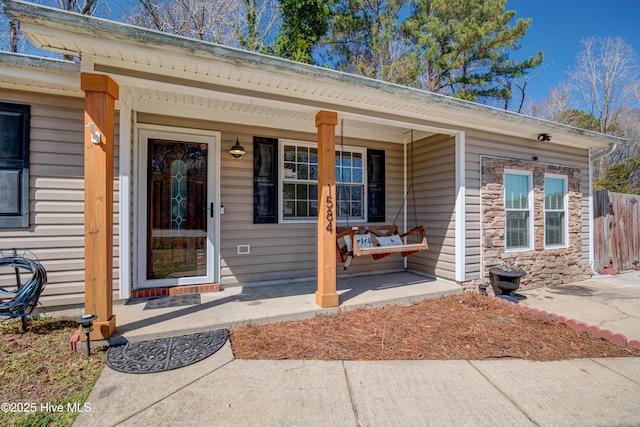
[2,0,626,149]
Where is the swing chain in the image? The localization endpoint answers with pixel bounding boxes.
[325,183,334,233]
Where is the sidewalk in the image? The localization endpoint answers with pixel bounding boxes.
[74,271,640,426]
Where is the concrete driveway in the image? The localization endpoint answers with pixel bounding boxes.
[519,270,640,342]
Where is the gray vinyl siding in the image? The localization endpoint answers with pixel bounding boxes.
[465,131,591,280]
[407,134,457,281]
[136,113,408,285]
[0,90,120,308]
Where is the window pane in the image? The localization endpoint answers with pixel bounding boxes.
[309,165,318,180]
[545,212,565,246]
[353,152,362,167]
[337,185,349,201]
[341,167,351,183]
[545,177,564,210]
[284,145,296,162]
[505,174,529,209]
[284,163,296,179]
[283,183,295,200]
[309,200,318,217]
[297,147,308,162]
[506,211,529,249]
[296,184,308,199]
[337,200,349,217]
[352,186,361,200]
[351,202,362,217]
[283,201,294,217]
[296,201,308,217]
[353,167,362,183]
[309,148,318,164]
[296,163,308,180]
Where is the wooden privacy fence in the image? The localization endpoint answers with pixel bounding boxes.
[593,191,640,272]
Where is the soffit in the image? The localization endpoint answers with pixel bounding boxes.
[0,53,82,97]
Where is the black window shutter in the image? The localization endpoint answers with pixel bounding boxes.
[367,148,385,222]
[0,102,30,228]
[253,136,278,223]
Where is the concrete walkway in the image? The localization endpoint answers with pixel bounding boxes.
[519,270,640,343]
[75,271,640,427]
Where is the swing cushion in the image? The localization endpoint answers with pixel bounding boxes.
[343,233,373,252]
[375,235,403,247]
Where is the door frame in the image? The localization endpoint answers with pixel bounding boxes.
[134,124,221,289]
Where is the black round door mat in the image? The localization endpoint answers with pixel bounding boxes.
[105,329,228,374]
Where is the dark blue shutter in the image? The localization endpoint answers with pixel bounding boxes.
[367,148,385,222]
[253,136,278,223]
[0,102,30,228]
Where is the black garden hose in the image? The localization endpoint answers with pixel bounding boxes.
[0,255,48,316]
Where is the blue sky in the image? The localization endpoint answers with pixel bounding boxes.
[507,0,640,105]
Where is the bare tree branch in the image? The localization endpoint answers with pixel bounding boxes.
[569,36,639,134]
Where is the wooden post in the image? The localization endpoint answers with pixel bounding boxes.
[81,73,119,340]
[315,110,339,307]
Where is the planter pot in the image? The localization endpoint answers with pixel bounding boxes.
[489,266,526,296]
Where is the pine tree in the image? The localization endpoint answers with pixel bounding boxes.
[402,0,543,103]
[272,0,333,64]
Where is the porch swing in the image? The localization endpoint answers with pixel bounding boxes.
[335,125,428,268]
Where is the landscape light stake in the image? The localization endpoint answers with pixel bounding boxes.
[75,314,98,357]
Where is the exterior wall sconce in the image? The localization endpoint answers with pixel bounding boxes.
[229,138,246,159]
[86,123,101,144]
[537,133,551,142]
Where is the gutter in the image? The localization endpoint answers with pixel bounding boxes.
[591,142,619,161]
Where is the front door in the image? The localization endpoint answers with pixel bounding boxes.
[137,126,219,289]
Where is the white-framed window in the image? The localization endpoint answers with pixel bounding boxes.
[504,170,533,251]
[280,140,366,222]
[544,174,568,248]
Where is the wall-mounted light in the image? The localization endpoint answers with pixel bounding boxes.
[86,123,101,144]
[537,133,551,142]
[229,138,246,159]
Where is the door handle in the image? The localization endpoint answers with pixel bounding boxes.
[210,202,214,218]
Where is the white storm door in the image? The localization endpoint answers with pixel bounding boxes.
[137,127,220,288]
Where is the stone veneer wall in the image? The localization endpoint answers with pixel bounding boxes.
[481,157,591,289]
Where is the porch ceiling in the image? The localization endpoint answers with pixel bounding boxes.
[113,73,438,143]
[3,0,626,149]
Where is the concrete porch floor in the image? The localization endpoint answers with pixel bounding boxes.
[112,271,462,342]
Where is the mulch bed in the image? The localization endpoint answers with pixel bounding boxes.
[229,293,640,361]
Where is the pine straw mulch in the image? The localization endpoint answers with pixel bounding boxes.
[229,293,640,362]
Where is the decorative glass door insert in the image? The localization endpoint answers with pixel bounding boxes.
[147,139,208,280]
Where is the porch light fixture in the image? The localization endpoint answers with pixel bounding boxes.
[75,313,98,357]
[86,123,101,144]
[537,133,551,142]
[229,138,246,159]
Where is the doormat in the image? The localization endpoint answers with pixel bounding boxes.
[143,293,201,310]
[105,329,228,374]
